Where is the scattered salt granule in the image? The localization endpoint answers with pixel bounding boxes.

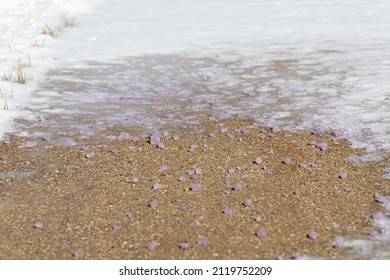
[178,219,185,224]
[299,163,307,168]
[130,177,139,183]
[149,201,158,209]
[196,238,208,245]
[339,171,347,179]
[152,182,161,190]
[344,187,351,192]
[223,208,234,215]
[81,145,89,151]
[375,193,386,203]
[178,243,190,249]
[189,144,198,152]
[73,249,85,258]
[369,230,380,238]
[283,157,292,165]
[127,212,133,219]
[26,140,37,147]
[194,220,201,226]
[159,165,168,172]
[191,183,201,192]
[256,229,267,237]
[178,203,186,210]
[254,157,263,164]
[33,222,44,229]
[85,152,95,159]
[157,142,165,149]
[208,133,215,138]
[243,199,252,207]
[195,167,202,174]
[221,128,228,133]
[147,241,159,250]
[228,167,235,174]
[308,230,317,240]
[178,176,186,182]
[112,224,122,230]
[172,134,179,140]
[316,141,328,151]
[312,127,324,136]
[372,211,385,220]
[234,183,243,191]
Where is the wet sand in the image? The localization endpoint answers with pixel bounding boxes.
[0,118,389,259]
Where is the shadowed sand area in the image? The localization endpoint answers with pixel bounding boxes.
[0,118,389,259]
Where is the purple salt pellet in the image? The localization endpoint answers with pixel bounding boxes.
[369,230,380,238]
[223,208,234,215]
[131,177,139,183]
[118,132,131,140]
[127,212,133,219]
[159,165,168,172]
[228,168,235,174]
[172,134,179,140]
[339,171,347,179]
[26,140,37,147]
[255,215,262,222]
[160,219,166,224]
[311,162,319,168]
[178,219,185,224]
[308,230,317,240]
[150,135,160,145]
[243,199,252,207]
[308,140,317,146]
[33,222,44,229]
[208,133,215,138]
[226,132,234,139]
[187,169,195,175]
[178,203,186,210]
[196,238,208,246]
[112,223,122,230]
[147,241,159,250]
[299,163,307,168]
[283,157,292,165]
[157,142,165,149]
[152,182,161,190]
[178,176,187,182]
[375,194,385,203]
[191,183,201,192]
[195,167,202,174]
[149,201,158,209]
[372,211,385,220]
[73,249,85,258]
[163,130,169,137]
[255,157,263,164]
[256,229,267,237]
[221,128,228,133]
[316,141,328,151]
[312,127,324,136]
[85,152,95,159]
[81,145,89,151]
[189,144,198,152]
[178,243,190,249]
[234,183,243,191]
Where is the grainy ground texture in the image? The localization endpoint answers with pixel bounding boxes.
[0,118,389,259]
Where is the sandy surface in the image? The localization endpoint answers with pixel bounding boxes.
[0,118,389,259]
